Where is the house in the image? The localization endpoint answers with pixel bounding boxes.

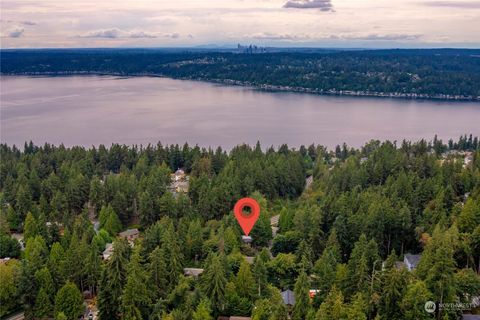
[309,289,320,298]
[171,169,186,182]
[0,257,11,264]
[245,256,255,265]
[103,243,114,260]
[184,268,204,277]
[305,176,313,189]
[242,235,252,244]
[12,233,25,250]
[271,226,279,237]
[229,317,252,320]
[404,253,422,271]
[171,180,189,193]
[281,289,295,306]
[464,154,474,167]
[118,229,140,242]
[270,215,280,237]
[462,315,480,320]
[169,169,189,195]
[270,215,280,226]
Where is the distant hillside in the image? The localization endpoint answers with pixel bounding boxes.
[2,48,480,100]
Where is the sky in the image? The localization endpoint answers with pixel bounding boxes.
[1,0,480,48]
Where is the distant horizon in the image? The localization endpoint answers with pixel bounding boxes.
[2,45,480,51]
[1,0,479,49]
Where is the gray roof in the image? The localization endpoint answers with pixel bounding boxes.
[183,268,204,277]
[119,229,139,237]
[462,315,480,320]
[404,253,422,267]
[241,235,252,243]
[281,289,295,305]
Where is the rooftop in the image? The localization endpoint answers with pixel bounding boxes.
[404,253,422,266]
[118,229,140,238]
[184,268,204,277]
[281,289,295,306]
[270,215,280,226]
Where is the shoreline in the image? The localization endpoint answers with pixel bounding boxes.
[2,71,479,102]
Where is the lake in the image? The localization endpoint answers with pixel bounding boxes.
[1,76,479,150]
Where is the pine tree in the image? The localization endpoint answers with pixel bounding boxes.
[35,287,53,319]
[24,212,37,241]
[400,280,433,320]
[347,293,367,320]
[379,266,408,319]
[316,286,345,320]
[253,255,268,297]
[35,267,55,299]
[98,238,131,320]
[84,244,102,295]
[192,299,213,320]
[201,253,227,313]
[17,260,37,318]
[292,270,311,320]
[48,242,66,287]
[89,176,105,212]
[345,235,379,298]
[121,245,152,320]
[54,282,83,320]
[313,230,341,303]
[139,191,157,227]
[0,262,18,318]
[104,209,122,236]
[417,225,457,317]
[235,260,257,300]
[161,223,183,286]
[24,235,48,271]
[149,246,169,299]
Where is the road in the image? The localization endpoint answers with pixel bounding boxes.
[4,312,24,320]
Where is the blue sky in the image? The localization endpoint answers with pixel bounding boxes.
[1,0,479,48]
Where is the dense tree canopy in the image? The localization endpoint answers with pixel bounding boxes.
[0,135,479,319]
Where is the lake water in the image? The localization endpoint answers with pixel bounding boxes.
[1,76,479,149]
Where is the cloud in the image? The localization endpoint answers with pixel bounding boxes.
[424,1,480,8]
[81,29,181,39]
[84,29,122,38]
[165,33,180,39]
[242,32,421,42]
[8,28,24,38]
[341,33,422,41]
[129,31,157,39]
[283,0,333,11]
[82,28,159,39]
[0,19,36,25]
[246,32,311,41]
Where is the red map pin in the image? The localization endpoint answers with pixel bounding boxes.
[234,197,260,236]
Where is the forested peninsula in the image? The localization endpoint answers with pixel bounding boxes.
[2,48,480,101]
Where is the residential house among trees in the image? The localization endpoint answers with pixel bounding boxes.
[404,253,422,271]
[118,228,140,244]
